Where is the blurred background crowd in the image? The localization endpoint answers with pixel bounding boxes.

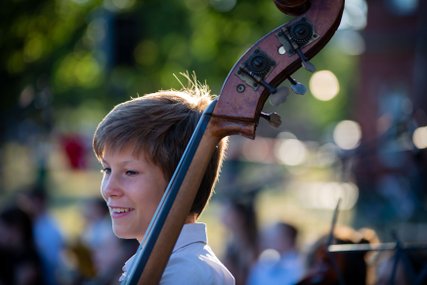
[1,0,427,284]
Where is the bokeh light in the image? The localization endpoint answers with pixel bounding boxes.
[333,120,362,150]
[413,126,427,149]
[309,70,340,101]
[275,134,308,166]
[296,181,359,210]
[314,143,339,167]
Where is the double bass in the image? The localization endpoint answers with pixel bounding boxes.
[123,0,345,284]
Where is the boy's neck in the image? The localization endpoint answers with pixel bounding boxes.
[185,213,197,224]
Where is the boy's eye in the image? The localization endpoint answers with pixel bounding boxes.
[125,170,138,176]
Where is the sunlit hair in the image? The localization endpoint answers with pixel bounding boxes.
[92,73,228,215]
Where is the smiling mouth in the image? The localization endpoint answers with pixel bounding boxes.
[109,207,134,215]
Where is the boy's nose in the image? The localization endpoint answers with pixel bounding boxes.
[101,174,123,199]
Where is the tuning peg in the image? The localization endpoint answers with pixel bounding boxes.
[288,77,306,95]
[260,112,282,128]
[269,86,290,106]
[295,48,316,72]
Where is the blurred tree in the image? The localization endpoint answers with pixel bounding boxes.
[0,0,355,191]
[0,0,101,191]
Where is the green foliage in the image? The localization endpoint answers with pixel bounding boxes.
[0,0,355,139]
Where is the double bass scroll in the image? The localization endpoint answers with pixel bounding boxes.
[213,0,344,138]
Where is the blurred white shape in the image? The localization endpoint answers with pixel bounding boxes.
[309,70,340,101]
[275,138,307,166]
[333,120,362,150]
[339,0,368,30]
[413,126,427,149]
[334,30,365,56]
[296,182,359,210]
[315,143,339,167]
[277,131,297,140]
[258,249,281,262]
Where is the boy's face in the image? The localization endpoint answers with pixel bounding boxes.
[99,145,167,242]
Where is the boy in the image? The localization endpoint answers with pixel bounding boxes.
[92,77,235,284]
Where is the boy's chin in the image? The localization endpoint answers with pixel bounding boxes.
[113,227,144,241]
[113,227,131,239]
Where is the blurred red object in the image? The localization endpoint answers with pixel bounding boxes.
[60,134,87,170]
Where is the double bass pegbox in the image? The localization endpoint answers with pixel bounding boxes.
[236,51,290,109]
[236,49,276,91]
[236,17,317,108]
[276,17,318,72]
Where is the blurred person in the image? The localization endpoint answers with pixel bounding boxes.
[87,235,138,285]
[0,203,45,285]
[296,226,379,285]
[18,186,65,285]
[220,198,259,285]
[91,75,234,284]
[67,238,97,283]
[67,197,112,283]
[80,197,112,252]
[74,197,138,284]
[247,221,304,285]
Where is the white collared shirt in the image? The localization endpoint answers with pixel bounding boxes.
[120,223,235,285]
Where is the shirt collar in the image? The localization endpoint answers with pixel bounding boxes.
[119,222,208,282]
[173,222,207,252]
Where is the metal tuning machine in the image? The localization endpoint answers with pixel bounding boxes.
[276,17,318,72]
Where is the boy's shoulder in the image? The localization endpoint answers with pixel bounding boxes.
[162,243,234,285]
